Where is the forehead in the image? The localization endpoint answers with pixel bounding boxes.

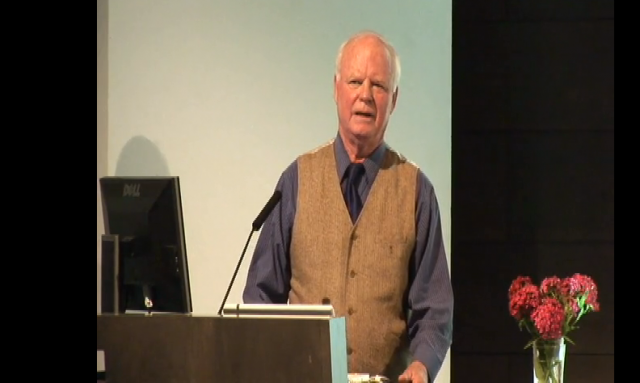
[339,37,392,81]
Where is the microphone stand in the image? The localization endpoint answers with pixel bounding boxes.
[217,229,256,316]
[216,189,281,317]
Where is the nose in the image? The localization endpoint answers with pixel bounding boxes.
[358,80,374,101]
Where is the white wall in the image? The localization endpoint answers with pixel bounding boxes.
[96,0,108,372]
[100,0,451,380]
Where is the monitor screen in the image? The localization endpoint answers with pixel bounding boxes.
[100,176,192,314]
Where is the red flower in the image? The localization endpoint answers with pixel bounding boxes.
[540,276,562,295]
[509,284,541,320]
[509,276,533,299]
[573,274,600,311]
[560,273,600,312]
[567,298,580,316]
[531,298,565,340]
[560,277,580,297]
[589,298,600,312]
[509,273,600,348]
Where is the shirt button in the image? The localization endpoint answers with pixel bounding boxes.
[350,270,356,278]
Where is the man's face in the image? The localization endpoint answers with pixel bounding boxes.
[334,36,398,146]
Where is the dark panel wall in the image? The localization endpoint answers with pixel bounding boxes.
[450,0,613,382]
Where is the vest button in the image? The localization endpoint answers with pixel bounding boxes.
[347,347,353,355]
[348,307,354,315]
[350,270,356,278]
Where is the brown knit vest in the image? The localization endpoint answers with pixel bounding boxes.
[289,139,418,378]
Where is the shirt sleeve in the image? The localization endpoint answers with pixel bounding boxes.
[242,160,298,304]
[406,171,454,382]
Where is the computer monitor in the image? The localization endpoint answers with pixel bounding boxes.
[99,176,192,314]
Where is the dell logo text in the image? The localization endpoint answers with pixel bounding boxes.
[123,184,141,197]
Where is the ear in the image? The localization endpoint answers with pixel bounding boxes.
[389,87,399,114]
[333,74,339,103]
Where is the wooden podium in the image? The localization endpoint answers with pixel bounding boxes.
[96,313,348,383]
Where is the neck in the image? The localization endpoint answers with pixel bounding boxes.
[339,130,382,163]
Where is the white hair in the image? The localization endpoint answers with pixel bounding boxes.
[334,31,402,91]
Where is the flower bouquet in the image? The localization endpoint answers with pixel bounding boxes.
[508,274,600,383]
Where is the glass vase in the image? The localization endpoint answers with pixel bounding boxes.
[532,338,566,383]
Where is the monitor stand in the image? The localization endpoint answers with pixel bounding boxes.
[143,284,155,315]
[101,234,121,314]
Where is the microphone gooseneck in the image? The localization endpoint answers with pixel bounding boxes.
[217,190,283,316]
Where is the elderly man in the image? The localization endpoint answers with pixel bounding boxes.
[242,31,453,383]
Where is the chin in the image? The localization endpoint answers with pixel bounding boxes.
[348,124,376,139]
[351,129,372,138]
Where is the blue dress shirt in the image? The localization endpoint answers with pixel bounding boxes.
[243,132,454,380]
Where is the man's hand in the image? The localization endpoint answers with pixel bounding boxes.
[398,360,428,383]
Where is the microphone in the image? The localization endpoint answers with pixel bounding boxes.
[217,190,283,316]
[252,190,283,231]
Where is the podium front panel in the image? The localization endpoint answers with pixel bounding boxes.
[97,314,347,383]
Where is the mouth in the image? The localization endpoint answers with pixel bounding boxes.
[354,111,375,119]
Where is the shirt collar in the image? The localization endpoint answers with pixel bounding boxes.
[334,131,387,182]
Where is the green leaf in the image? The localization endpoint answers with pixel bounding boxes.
[564,336,575,345]
[524,339,536,349]
[578,294,587,306]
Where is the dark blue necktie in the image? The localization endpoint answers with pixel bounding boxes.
[344,163,365,222]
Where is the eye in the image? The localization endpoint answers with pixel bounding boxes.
[373,82,387,90]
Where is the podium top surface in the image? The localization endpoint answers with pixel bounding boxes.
[221,303,335,319]
[98,303,336,320]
